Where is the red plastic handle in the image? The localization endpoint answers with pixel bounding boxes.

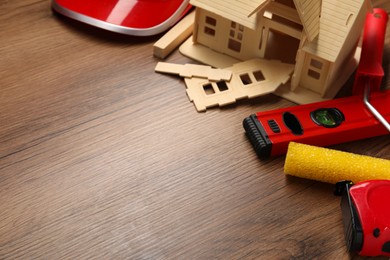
[353,8,388,95]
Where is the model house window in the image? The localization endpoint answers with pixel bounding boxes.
[228,21,244,52]
[240,70,266,86]
[216,81,229,92]
[204,16,216,36]
[310,59,323,69]
[203,83,215,95]
[308,69,321,79]
[240,73,252,85]
[202,81,229,95]
[308,58,323,80]
[253,70,265,81]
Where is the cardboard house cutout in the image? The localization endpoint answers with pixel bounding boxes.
[178,0,372,105]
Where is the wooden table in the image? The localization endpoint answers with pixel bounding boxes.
[1,1,389,259]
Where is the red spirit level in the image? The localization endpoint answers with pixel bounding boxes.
[335,180,390,257]
[243,9,390,158]
[243,90,390,158]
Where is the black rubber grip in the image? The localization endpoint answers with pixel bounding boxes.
[243,114,272,159]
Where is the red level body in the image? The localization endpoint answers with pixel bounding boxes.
[335,180,390,256]
[243,89,390,158]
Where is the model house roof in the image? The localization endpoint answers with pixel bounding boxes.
[191,0,368,63]
[303,0,366,62]
[293,0,321,42]
[190,0,319,37]
[189,0,269,30]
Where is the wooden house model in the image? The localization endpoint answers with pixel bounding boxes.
[177,0,372,106]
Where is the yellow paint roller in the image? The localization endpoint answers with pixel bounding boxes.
[284,142,390,184]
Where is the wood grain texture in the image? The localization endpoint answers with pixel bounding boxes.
[0,0,389,259]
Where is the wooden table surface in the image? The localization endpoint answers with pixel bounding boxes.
[1,1,389,259]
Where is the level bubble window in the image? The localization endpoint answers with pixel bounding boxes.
[311,108,344,128]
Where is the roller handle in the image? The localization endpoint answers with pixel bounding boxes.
[353,8,388,95]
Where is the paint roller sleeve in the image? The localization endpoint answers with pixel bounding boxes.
[284,142,390,184]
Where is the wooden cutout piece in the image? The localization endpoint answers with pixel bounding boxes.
[184,59,294,111]
[155,62,232,81]
[153,11,195,59]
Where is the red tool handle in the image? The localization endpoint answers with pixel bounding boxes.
[353,8,388,95]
